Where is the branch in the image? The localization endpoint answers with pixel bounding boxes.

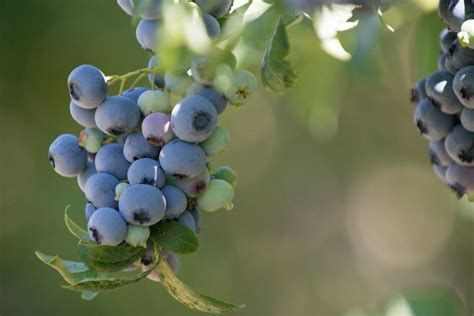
[465,0,474,21]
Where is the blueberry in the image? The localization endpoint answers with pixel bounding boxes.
[439,28,457,53]
[178,211,197,234]
[137,90,170,115]
[197,179,234,212]
[125,225,150,248]
[142,113,174,147]
[148,55,165,89]
[171,95,218,142]
[447,43,474,70]
[195,0,233,18]
[175,167,210,197]
[70,101,96,128]
[187,83,227,114]
[85,202,97,222]
[165,252,180,274]
[444,53,459,74]
[85,172,120,209]
[433,164,448,182]
[159,139,207,179]
[164,72,194,96]
[95,96,141,136]
[413,99,456,141]
[87,207,127,246]
[136,19,160,53]
[95,143,131,180]
[425,70,463,114]
[224,69,258,105]
[438,0,465,32]
[49,134,87,177]
[191,55,218,86]
[117,0,133,14]
[438,53,448,71]
[131,0,162,19]
[200,126,230,156]
[119,184,166,226]
[453,66,474,109]
[429,140,454,166]
[115,182,130,201]
[189,207,201,233]
[123,132,160,163]
[77,161,97,192]
[127,158,165,187]
[203,13,220,39]
[445,125,474,166]
[446,163,474,197]
[460,107,474,132]
[78,127,105,154]
[68,65,108,109]
[162,185,187,219]
[214,166,237,188]
[410,78,428,105]
[122,87,149,103]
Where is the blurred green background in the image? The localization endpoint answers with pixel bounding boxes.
[0,1,473,315]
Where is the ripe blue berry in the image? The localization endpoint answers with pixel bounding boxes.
[445,125,474,166]
[439,28,457,53]
[148,55,165,89]
[178,211,198,234]
[95,96,141,136]
[85,202,97,222]
[413,99,456,141]
[119,184,166,226]
[123,132,160,163]
[195,0,233,18]
[460,107,474,132]
[159,139,207,179]
[429,140,454,166]
[49,134,88,177]
[162,185,187,219]
[438,0,464,32]
[85,172,120,209]
[77,162,97,193]
[127,158,165,187]
[171,95,218,142]
[453,66,474,109]
[203,13,220,39]
[68,65,108,109]
[88,207,127,246]
[425,70,463,114]
[122,87,149,103]
[142,113,174,147]
[70,102,97,128]
[95,143,131,180]
[187,83,228,114]
[136,19,160,53]
[446,163,474,197]
[410,78,428,105]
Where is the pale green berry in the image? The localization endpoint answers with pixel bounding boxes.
[137,90,170,115]
[200,126,230,156]
[115,182,130,201]
[214,166,237,188]
[125,225,150,248]
[224,69,258,105]
[78,127,105,154]
[197,179,234,212]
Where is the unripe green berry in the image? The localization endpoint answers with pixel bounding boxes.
[125,225,150,248]
[137,90,170,115]
[197,179,234,212]
[458,20,474,48]
[115,182,130,201]
[215,166,237,188]
[200,126,230,156]
[78,127,105,153]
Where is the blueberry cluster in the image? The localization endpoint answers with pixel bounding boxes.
[410,0,474,200]
[48,0,255,279]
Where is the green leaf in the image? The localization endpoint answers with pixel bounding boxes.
[64,206,93,242]
[157,251,244,314]
[261,17,297,94]
[35,251,97,284]
[64,243,160,293]
[78,240,146,273]
[150,221,199,254]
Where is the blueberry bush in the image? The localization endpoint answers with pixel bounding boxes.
[35,0,471,314]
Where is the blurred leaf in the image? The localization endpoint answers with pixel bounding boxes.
[150,221,199,254]
[64,206,93,243]
[156,250,244,313]
[35,251,98,284]
[78,240,146,273]
[261,16,298,93]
